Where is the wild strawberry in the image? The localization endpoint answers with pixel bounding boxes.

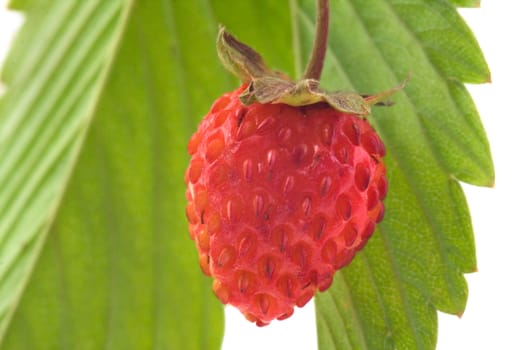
[184,25,404,326]
[185,84,387,326]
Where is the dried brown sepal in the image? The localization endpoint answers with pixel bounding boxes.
[217,27,407,116]
[217,26,284,83]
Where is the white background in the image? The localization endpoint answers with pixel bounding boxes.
[1,1,524,349]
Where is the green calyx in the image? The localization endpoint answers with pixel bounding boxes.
[217,26,407,116]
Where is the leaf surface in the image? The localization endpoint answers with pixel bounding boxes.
[0,0,132,343]
[0,0,492,349]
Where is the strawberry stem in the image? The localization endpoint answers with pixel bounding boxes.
[303,0,330,81]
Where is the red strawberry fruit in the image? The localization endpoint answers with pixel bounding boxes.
[185,84,387,326]
[184,24,404,326]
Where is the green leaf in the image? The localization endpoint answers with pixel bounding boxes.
[0,1,493,350]
[290,0,492,349]
[0,0,132,343]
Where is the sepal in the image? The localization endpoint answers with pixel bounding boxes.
[217,27,407,116]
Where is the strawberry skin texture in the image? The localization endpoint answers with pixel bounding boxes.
[185,85,387,326]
